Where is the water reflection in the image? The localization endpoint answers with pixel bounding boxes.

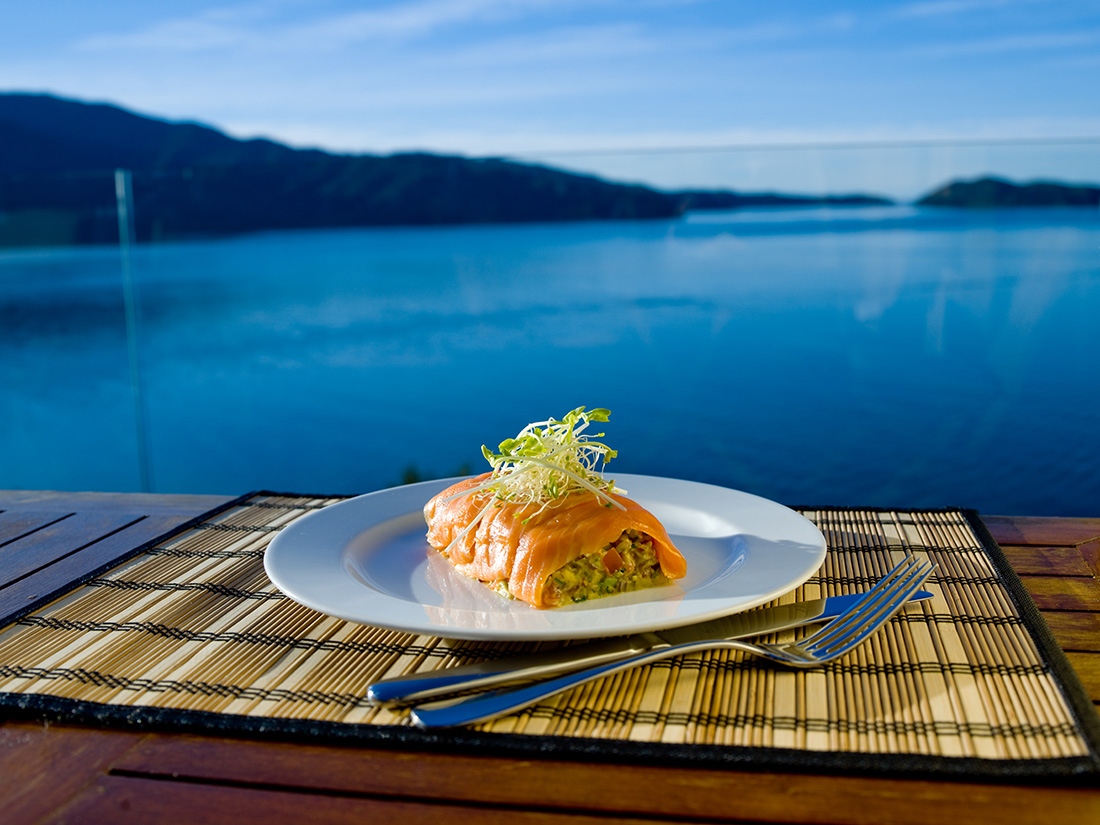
[1,205,1097,515]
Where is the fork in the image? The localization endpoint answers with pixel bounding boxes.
[410,555,935,728]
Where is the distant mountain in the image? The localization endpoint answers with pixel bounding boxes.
[0,92,892,246]
[917,176,1100,207]
[0,93,316,175]
[0,93,683,245]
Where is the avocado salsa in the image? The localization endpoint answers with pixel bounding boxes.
[540,529,669,607]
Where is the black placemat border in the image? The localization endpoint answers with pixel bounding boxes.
[960,507,1100,771]
[1,494,1097,785]
[2,690,1097,785]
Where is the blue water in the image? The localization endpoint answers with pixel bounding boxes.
[2,205,1098,516]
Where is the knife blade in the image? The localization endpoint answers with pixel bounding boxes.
[367,589,932,705]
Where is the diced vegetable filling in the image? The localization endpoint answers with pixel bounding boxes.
[539,530,668,607]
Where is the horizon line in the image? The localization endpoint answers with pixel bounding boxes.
[505,135,1100,159]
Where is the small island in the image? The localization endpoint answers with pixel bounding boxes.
[917,176,1100,208]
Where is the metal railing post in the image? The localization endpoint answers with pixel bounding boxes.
[115,168,152,492]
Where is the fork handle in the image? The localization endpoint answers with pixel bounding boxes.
[410,638,748,728]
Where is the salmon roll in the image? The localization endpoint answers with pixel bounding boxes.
[425,472,686,609]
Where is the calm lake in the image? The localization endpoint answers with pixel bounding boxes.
[2,205,1098,516]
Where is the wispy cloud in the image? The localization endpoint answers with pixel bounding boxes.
[910,28,1100,57]
[277,0,555,45]
[75,2,281,52]
[424,23,658,66]
[895,0,1044,19]
[73,1,864,59]
[75,0,564,53]
[431,11,870,73]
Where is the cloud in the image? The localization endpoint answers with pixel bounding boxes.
[909,28,1100,57]
[422,22,659,66]
[895,0,1044,18]
[78,18,245,52]
[71,1,867,62]
[74,0,564,53]
[75,2,281,52]
[277,0,551,44]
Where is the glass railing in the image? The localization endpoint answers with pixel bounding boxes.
[1,169,150,492]
[515,136,1100,206]
[1,141,1098,515]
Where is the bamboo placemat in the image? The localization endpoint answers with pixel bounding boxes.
[1,492,1097,782]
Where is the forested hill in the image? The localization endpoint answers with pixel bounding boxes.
[16,93,1057,248]
[917,176,1100,207]
[0,93,681,244]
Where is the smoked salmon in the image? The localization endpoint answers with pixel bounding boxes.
[425,472,687,609]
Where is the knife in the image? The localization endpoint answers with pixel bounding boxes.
[367,589,933,705]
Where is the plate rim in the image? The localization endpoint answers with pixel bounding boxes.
[264,474,826,641]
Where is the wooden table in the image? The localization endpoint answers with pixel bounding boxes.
[1,490,1097,824]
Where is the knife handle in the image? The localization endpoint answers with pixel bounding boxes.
[410,641,711,728]
[367,636,658,704]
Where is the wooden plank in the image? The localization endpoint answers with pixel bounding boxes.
[1041,611,1100,652]
[107,738,1100,825]
[0,723,140,825]
[0,514,199,625]
[0,511,143,585]
[984,516,1100,548]
[1018,575,1100,611]
[1001,544,1095,577]
[0,490,234,515]
[43,774,689,825]
[1079,539,1099,577]
[0,510,71,545]
[1064,652,1100,704]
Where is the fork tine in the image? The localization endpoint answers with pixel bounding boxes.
[806,559,935,658]
[800,556,921,649]
[811,563,934,659]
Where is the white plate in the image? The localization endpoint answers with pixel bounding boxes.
[264,474,826,641]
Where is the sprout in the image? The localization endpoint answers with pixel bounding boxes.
[440,407,627,547]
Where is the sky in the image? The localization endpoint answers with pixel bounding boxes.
[2,0,1100,199]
